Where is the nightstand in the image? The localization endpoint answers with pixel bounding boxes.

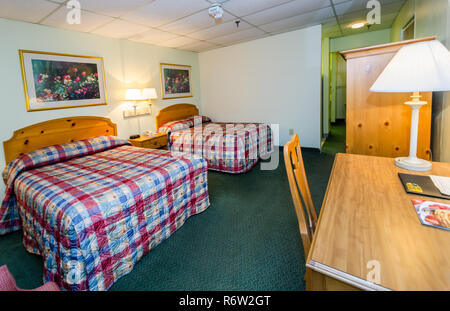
[128,133,168,150]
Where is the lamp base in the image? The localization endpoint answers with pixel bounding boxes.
[395,157,432,172]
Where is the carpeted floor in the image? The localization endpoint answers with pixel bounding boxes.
[322,119,346,155]
[0,125,345,291]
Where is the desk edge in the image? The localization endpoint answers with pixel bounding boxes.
[307,153,341,264]
[306,260,391,291]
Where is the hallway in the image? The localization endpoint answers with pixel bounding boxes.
[322,120,346,155]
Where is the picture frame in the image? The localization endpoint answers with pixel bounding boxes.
[19,50,108,112]
[160,63,193,99]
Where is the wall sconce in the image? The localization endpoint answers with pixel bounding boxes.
[123,88,157,118]
[124,88,158,138]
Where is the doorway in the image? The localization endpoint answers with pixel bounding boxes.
[323,52,346,155]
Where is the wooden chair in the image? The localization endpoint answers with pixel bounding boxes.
[284,134,318,258]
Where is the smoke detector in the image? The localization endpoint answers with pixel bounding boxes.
[208,3,224,20]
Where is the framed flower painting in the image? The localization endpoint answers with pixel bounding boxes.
[19,50,107,111]
[160,63,193,99]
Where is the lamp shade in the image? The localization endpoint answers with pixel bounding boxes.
[370,40,450,93]
[142,88,157,100]
[125,88,142,100]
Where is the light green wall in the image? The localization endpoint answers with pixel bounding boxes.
[330,28,391,52]
[0,18,201,198]
[390,0,450,163]
[415,0,450,163]
[390,0,416,42]
[415,0,449,42]
[322,37,330,136]
[392,0,449,43]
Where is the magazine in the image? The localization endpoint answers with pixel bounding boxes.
[412,199,450,231]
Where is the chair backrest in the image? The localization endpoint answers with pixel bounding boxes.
[284,134,318,258]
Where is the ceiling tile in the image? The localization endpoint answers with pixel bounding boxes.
[209,27,266,45]
[244,0,331,26]
[260,6,334,33]
[91,19,150,39]
[121,0,210,27]
[337,3,401,26]
[337,11,369,27]
[41,7,114,32]
[335,0,404,16]
[189,19,253,40]
[129,28,180,44]
[77,0,154,18]
[331,0,351,4]
[0,0,407,52]
[0,0,60,23]
[222,0,293,17]
[179,40,219,52]
[159,9,234,35]
[158,36,199,48]
[334,0,367,14]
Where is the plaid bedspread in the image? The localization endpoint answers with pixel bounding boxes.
[158,116,212,134]
[1,136,210,290]
[169,122,273,174]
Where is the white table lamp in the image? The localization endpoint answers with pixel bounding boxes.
[125,88,142,101]
[124,88,158,137]
[370,40,450,171]
[142,88,157,100]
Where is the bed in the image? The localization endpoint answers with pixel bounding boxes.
[1,117,210,290]
[156,104,273,174]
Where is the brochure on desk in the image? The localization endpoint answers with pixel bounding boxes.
[412,199,450,231]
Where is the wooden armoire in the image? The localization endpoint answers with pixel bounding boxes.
[341,37,435,160]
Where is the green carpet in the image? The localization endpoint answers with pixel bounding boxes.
[322,120,346,155]
[0,132,344,291]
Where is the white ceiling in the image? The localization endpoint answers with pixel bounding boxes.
[0,0,405,52]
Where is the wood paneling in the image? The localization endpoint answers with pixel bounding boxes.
[307,153,450,291]
[3,116,117,164]
[341,37,435,159]
[155,104,199,130]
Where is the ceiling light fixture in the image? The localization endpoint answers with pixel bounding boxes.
[351,22,366,29]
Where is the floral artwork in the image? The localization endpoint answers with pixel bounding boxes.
[164,68,190,94]
[33,60,100,103]
[19,50,107,111]
[160,63,193,99]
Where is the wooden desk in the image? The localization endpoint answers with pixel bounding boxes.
[306,153,450,291]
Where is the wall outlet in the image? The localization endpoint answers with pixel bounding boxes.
[289,129,294,135]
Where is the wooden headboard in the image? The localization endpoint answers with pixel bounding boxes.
[155,104,199,129]
[3,116,117,164]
